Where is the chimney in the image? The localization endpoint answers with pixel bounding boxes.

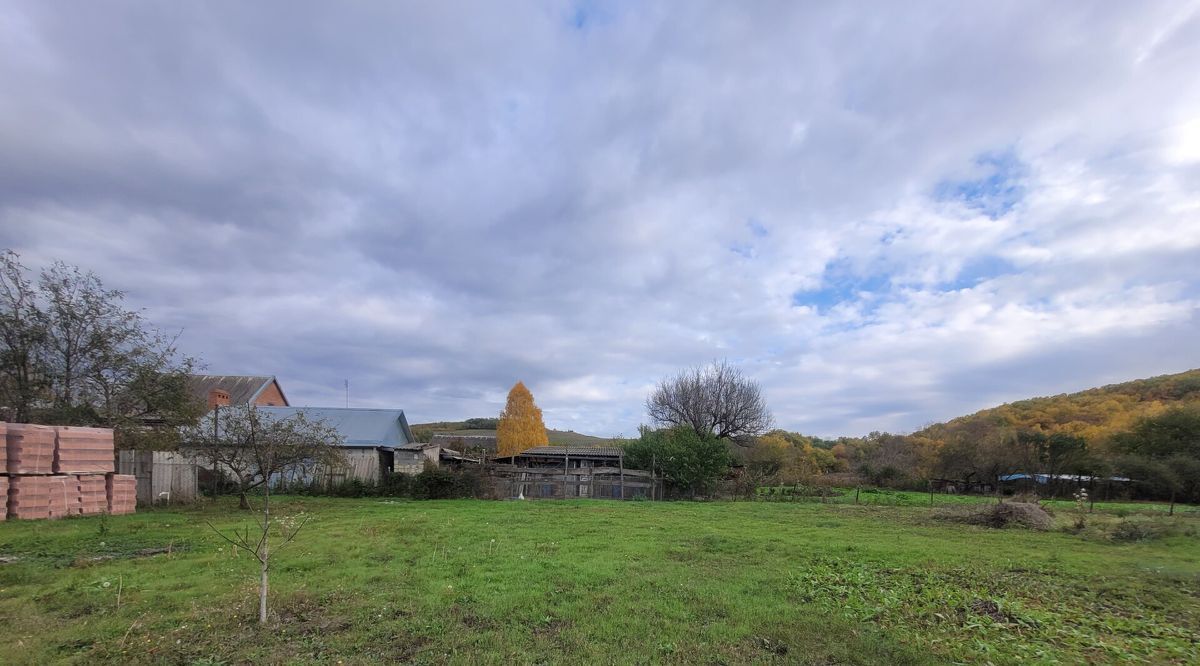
[208,389,231,410]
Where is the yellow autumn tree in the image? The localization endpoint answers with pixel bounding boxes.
[496,381,549,456]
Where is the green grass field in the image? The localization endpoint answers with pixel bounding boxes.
[1,497,1197,664]
[765,486,1200,516]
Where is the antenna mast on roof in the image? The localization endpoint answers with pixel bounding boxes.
[344,379,349,408]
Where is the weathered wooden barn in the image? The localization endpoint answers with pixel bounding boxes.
[491,446,659,500]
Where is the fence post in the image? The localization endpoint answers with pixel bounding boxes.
[619,452,625,500]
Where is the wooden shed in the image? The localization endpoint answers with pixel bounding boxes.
[491,446,660,500]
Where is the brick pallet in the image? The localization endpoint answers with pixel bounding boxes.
[47,475,74,519]
[7,475,54,520]
[76,474,108,515]
[4,422,135,519]
[106,473,137,515]
[54,426,116,474]
[6,423,56,475]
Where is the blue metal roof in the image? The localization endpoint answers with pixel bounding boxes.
[999,473,1131,483]
[256,406,413,447]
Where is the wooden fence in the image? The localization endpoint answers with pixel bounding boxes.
[117,450,199,506]
[487,465,659,500]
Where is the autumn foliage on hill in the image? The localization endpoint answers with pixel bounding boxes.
[916,368,1200,446]
[496,381,549,456]
[749,369,1200,502]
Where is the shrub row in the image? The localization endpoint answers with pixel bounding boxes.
[295,467,485,500]
[754,485,835,500]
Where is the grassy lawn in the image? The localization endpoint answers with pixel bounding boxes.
[777,486,1200,516]
[1,498,1197,664]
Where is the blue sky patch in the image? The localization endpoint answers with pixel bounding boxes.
[935,149,1026,219]
[792,259,891,315]
[729,242,755,259]
[945,255,1017,290]
[571,6,589,29]
[567,1,616,31]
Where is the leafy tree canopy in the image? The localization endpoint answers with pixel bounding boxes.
[624,426,731,498]
[0,250,202,447]
[496,381,548,456]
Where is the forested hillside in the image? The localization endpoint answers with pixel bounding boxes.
[916,369,1200,445]
[755,369,1200,503]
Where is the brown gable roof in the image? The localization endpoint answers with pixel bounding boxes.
[187,375,288,406]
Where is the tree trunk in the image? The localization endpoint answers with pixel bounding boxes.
[258,479,271,624]
[259,545,269,624]
[239,491,250,510]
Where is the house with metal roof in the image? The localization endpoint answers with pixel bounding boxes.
[256,406,415,482]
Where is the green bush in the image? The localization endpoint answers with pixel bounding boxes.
[378,471,413,497]
[624,426,731,499]
[328,478,374,498]
[1110,520,1158,542]
[294,468,482,500]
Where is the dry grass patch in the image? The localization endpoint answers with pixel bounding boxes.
[934,501,1054,530]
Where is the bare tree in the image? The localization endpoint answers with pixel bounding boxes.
[185,405,346,509]
[197,406,345,624]
[646,360,773,444]
[207,473,309,624]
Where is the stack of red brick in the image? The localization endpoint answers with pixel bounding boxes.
[3,422,137,520]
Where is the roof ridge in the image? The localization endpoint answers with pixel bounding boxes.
[258,406,404,413]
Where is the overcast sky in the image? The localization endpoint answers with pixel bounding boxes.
[2,2,1199,437]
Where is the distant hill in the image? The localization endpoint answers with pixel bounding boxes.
[915,368,1200,445]
[410,420,612,447]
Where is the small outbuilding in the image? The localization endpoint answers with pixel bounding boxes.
[491,445,659,500]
